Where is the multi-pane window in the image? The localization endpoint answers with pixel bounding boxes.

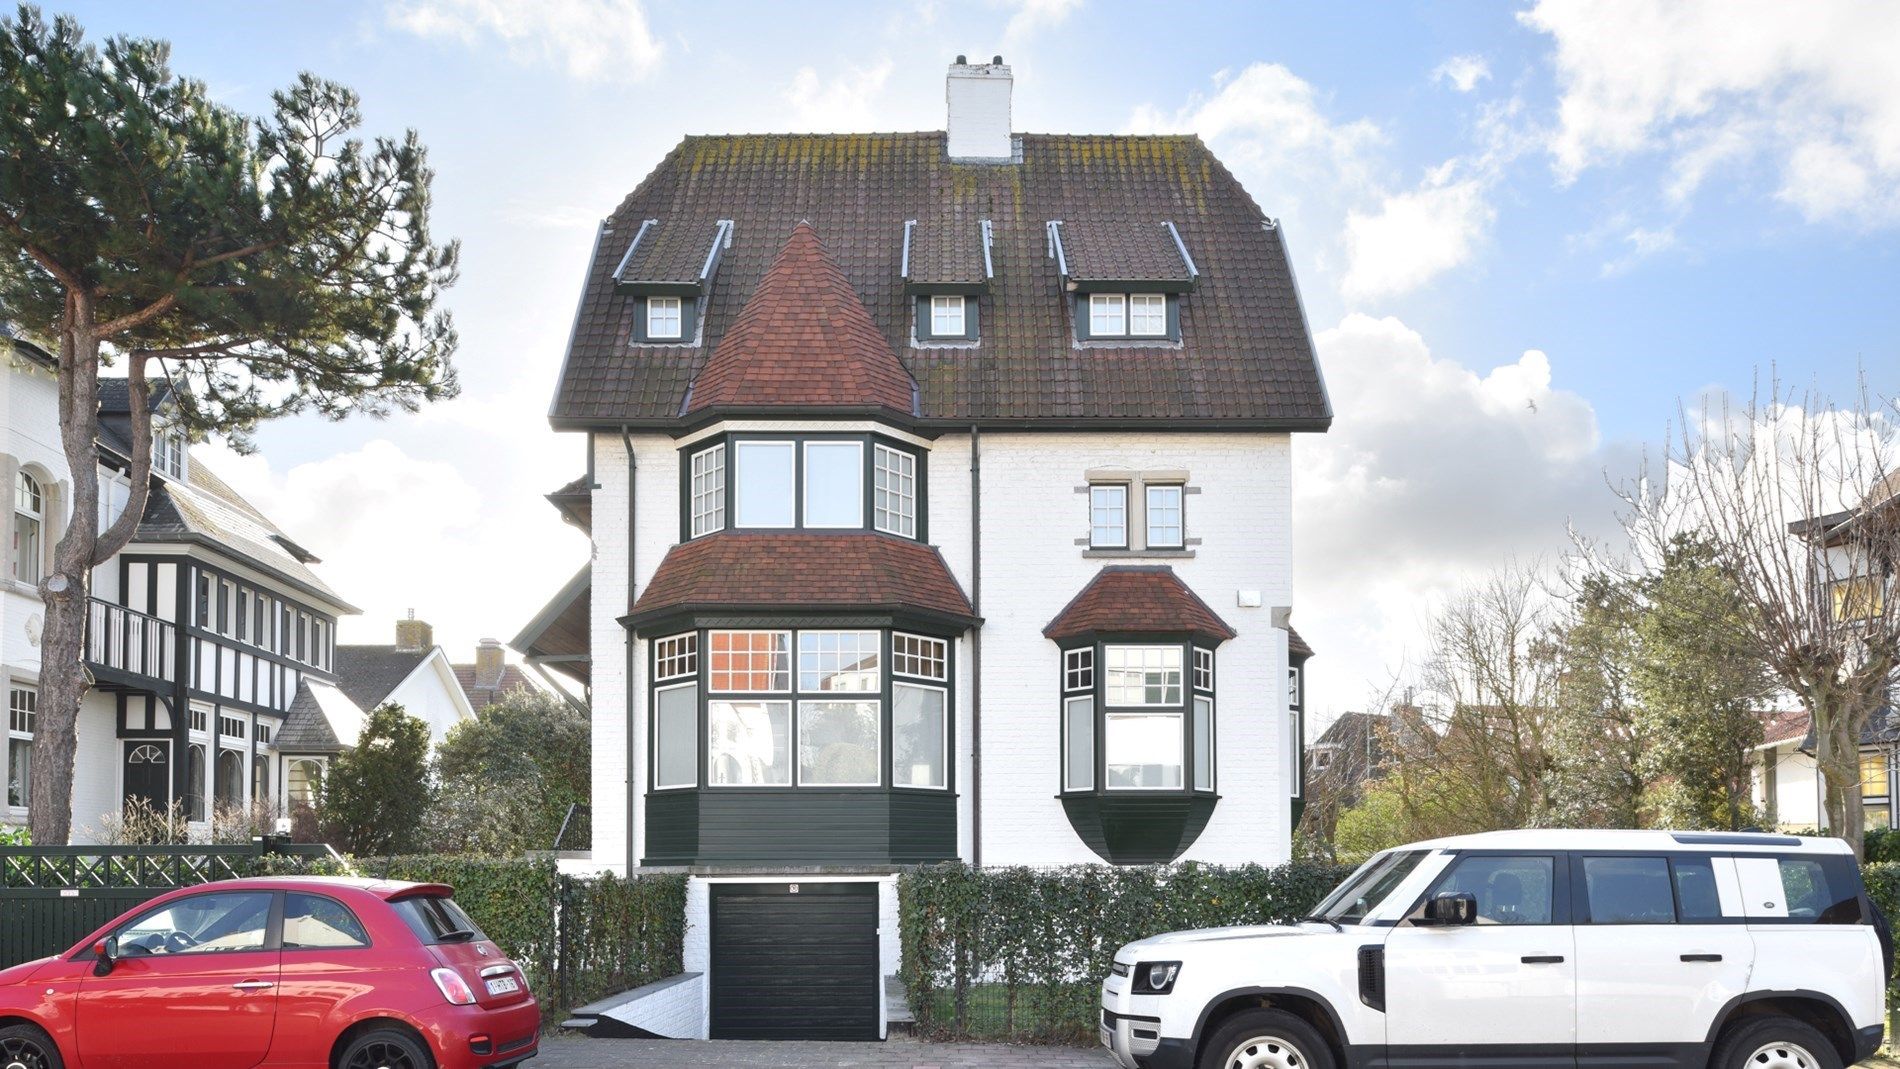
[1194,648,1214,691]
[654,683,698,789]
[654,633,698,681]
[798,700,880,786]
[873,445,917,537]
[708,631,791,692]
[1129,294,1168,336]
[1063,695,1094,791]
[190,708,209,733]
[892,684,947,788]
[1089,293,1127,336]
[153,427,188,479]
[798,630,879,692]
[1064,648,1095,692]
[647,296,683,339]
[734,442,796,528]
[1090,484,1128,548]
[6,686,34,809]
[219,716,246,740]
[1105,711,1183,789]
[892,633,946,680]
[1104,646,1183,706]
[803,441,864,528]
[930,295,966,336]
[1862,752,1889,802]
[690,445,726,537]
[12,471,41,584]
[708,700,792,786]
[1146,485,1184,548]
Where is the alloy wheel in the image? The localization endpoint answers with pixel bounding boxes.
[1,1035,51,1069]
[1746,1041,1819,1069]
[1225,1034,1307,1069]
[344,1040,420,1069]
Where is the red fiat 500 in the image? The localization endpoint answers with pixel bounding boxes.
[0,876,538,1069]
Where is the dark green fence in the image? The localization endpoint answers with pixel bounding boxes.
[0,839,334,968]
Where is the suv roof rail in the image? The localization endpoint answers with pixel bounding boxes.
[1668,831,1803,846]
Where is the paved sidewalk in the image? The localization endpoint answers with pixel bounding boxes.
[535,1036,1117,1068]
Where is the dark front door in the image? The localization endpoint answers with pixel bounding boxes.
[709,882,879,1041]
[123,741,170,808]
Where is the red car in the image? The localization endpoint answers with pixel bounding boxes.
[0,876,539,1069]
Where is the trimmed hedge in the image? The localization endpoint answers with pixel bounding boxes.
[899,861,1352,1043]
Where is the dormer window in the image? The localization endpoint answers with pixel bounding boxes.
[1082,292,1174,341]
[647,296,683,339]
[154,425,188,480]
[1129,294,1168,337]
[931,296,966,336]
[914,294,977,342]
[1089,294,1125,336]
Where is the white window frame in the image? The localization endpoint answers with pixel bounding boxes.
[153,426,188,480]
[1129,293,1168,337]
[707,630,792,693]
[1145,484,1185,548]
[654,632,698,682]
[796,699,882,787]
[707,699,793,787]
[1104,710,1184,791]
[1064,647,1094,693]
[796,630,880,693]
[1288,666,1302,707]
[646,296,683,339]
[12,470,42,585]
[733,441,796,529]
[6,684,35,813]
[690,445,726,537]
[1193,696,1214,792]
[653,681,699,790]
[1090,484,1129,549]
[1103,645,1184,707]
[1089,293,1127,336]
[873,444,917,538]
[891,633,947,681]
[1194,648,1215,692]
[1063,694,1095,792]
[930,295,966,337]
[802,440,864,529]
[891,682,948,790]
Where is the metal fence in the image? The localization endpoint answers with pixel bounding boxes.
[0,838,333,968]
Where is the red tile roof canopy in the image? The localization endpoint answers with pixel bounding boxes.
[684,221,917,416]
[625,532,975,629]
[1044,566,1236,643]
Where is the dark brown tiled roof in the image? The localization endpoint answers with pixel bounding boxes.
[1056,219,1194,285]
[1287,625,1313,659]
[550,133,1330,428]
[513,565,591,686]
[332,645,431,712]
[907,215,988,288]
[684,221,917,415]
[1044,565,1236,642]
[613,218,725,288]
[627,532,975,625]
[450,662,536,713]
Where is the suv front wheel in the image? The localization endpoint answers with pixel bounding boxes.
[1708,1015,1842,1069]
[1198,1008,1335,1069]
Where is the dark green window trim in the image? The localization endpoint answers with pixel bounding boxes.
[914,295,978,342]
[676,431,929,543]
[1073,292,1181,342]
[1057,634,1218,798]
[630,295,699,343]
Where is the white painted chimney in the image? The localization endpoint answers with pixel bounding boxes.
[946,55,1013,162]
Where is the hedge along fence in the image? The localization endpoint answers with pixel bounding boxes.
[899,861,1353,1044]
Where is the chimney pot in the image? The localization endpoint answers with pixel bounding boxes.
[945,57,1013,162]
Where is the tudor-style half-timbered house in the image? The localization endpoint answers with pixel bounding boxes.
[518,58,1331,1040]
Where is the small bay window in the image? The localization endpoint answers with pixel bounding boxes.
[1060,640,1216,795]
[893,683,947,788]
[682,432,927,541]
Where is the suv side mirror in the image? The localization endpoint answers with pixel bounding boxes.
[91,937,117,976]
[1420,891,1478,927]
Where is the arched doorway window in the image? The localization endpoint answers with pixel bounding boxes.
[215,749,244,809]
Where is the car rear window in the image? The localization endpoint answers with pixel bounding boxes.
[392,894,488,944]
[1779,856,1865,924]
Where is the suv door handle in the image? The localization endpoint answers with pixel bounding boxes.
[232,981,275,990]
[1680,954,1723,963]
[1521,955,1565,964]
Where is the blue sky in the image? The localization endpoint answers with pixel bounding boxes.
[46,0,1900,715]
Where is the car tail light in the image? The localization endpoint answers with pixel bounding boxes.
[431,967,477,1005]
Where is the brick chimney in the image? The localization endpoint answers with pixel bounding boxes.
[946,55,1013,162]
[474,638,506,690]
[394,610,433,652]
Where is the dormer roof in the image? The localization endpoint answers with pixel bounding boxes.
[684,221,917,416]
[903,216,993,294]
[611,218,732,296]
[1049,219,1198,292]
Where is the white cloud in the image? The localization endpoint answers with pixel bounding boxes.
[1522,0,1900,224]
[1340,173,1495,300]
[782,60,898,133]
[389,0,663,81]
[1433,54,1491,93]
[1001,0,1083,47]
[1296,314,1626,714]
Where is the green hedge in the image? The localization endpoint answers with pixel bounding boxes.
[899,861,1352,1043]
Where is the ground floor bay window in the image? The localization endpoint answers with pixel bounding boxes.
[640,624,957,865]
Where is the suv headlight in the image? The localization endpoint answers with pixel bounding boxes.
[1132,961,1181,995]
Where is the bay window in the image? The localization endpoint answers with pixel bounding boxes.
[708,699,792,785]
[874,445,917,537]
[1059,640,1217,795]
[683,433,927,540]
[690,445,726,536]
[802,442,863,528]
[893,684,947,788]
[734,441,795,528]
[798,700,879,785]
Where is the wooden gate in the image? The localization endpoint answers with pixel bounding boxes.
[0,839,335,968]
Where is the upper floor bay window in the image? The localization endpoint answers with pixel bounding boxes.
[1061,640,1216,795]
[684,433,926,541]
[13,471,42,585]
[647,296,683,340]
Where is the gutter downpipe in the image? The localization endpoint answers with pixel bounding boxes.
[622,427,637,875]
[970,424,982,868]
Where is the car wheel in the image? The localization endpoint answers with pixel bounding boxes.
[337,1028,435,1069]
[1709,1015,1842,1069]
[1198,1008,1335,1069]
[0,1024,64,1069]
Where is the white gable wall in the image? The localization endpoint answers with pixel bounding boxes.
[378,649,476,747]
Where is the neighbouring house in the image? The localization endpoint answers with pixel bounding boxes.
[1298,710,1391,846]
[333,616,477,744]
[516,58,1329,1040]
[453,637,536,713]
[1752,707,1900,831]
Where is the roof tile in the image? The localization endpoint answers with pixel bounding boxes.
[629,531,974,624]
[1043,565,1236,641]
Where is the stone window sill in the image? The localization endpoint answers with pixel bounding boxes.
[1082,548,1195,559]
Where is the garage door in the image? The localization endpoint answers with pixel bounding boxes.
[710,882,880,1040]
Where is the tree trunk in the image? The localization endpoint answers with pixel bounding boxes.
[1814,699,1865,857]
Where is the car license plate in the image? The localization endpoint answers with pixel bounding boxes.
[485,975,521,996]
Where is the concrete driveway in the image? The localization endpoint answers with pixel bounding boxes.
[535,1036,1117,1068]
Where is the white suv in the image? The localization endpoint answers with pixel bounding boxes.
[1100,830,1890,1069]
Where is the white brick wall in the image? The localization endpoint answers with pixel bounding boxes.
[597,973,705,1040]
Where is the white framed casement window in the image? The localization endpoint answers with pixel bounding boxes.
[707,699,792,786]
[1064,647,1094,692]
[1063,695,1095,791]
[798,699,880,786]
[873,444,917,537]
[1287,666,1301,706]
[1193,696,1214,791]
[153,426,188,480]
[12,471,42,584]
[733,441,795,528]
[1104,645,1183,706]
[1129,293,1167,336]
[1105,711,1183,789]
[654,632,698,681]
[803,441,864,528]
[1090,484,1128,548]
[646,296,683,339]
[798,630,880,692]
[689,445,726,537]
[286,757,324,808]
[653,682,699,789]
[1145,484,1184,548]
[6,685,35,811]
[892,683,947,789]
[930,295,966,336]
[708,630,791,692]
[1193,648,1215,692]
[1089,293,1127,336]
[891,633,947,681]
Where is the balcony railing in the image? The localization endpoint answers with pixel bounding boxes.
[85,597,175,684]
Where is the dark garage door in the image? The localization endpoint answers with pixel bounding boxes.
[710,882,879,1040]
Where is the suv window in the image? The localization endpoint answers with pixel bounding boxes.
[1672,856,1723,920]
[1779,857,1863,924]
[1582,857,1674,924]
[1430,855,1554,925]
[1312,849,1430,925]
